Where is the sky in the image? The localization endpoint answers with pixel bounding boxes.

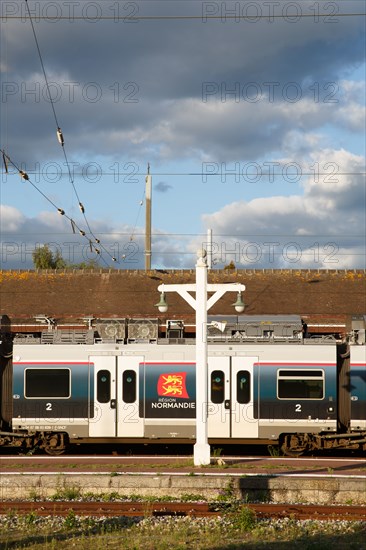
[0,0,365,270]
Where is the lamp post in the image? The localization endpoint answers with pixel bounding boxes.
[156,250,245,466]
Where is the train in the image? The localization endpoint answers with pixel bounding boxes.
[0,314,365,456]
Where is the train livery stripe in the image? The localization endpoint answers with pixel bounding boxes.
[13,362,91,365]
[254,362,336,366]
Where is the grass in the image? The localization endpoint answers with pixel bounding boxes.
[0,509,365,549]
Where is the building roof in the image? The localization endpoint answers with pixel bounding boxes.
[1,269,365,334]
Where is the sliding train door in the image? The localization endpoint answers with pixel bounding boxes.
[117,356,144,437]
[207,356,258,439]
[208,356,231,437]
[89,356,117,437]
[231,356,258,438]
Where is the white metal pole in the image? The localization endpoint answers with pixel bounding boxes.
[207,229,212,269]
[145,164,152,271]
[193,249,211,465]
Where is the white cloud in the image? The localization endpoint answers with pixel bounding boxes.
[0,204,25,232]
[192,148,366,269]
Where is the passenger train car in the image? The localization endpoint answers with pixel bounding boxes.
[0,315,365,456]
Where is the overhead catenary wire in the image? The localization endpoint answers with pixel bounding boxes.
[3,13,366,21]
[0,149,113,267]
[22,0,117,265]
[129,185,146,243]
[3,169,365,177]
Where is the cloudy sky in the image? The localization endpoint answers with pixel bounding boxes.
[0,0,365,269]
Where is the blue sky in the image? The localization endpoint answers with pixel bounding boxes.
[0,0,365,270]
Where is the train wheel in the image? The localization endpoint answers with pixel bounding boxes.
[44,446,66,456]
[43,433,67,456]
[280,434,308,457]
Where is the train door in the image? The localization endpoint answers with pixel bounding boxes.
[231,356,258,438]
[207,356,259,439]
[116,356,144,437]
[208,357,231,437]
[89,356,117,437]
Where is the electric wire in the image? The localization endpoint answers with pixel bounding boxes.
[2,13,366,21]
[129,185,146,243]
[4,171,365,178]
[23,0,117,265]
[0,149,111,267]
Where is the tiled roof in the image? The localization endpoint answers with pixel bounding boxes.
[1,269,365,332]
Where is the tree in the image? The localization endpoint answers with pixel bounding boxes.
[32,245,67,269]
[224,260,236,270]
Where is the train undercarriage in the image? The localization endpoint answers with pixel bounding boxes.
[1,429,366,457]
[280,432,366,456]
[0,430,69,456]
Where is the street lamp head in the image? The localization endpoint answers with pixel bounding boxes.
[155,292,168,313]
[232,291,245,313]
[196,248,207,267]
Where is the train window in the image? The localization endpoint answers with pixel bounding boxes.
[123,370,136,403]
[211,370,225,404]
[237,370,250,404]
[25,369,70,398]
[277,369,324,399]
[97,370,111,403]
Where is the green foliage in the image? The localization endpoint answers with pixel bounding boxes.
[32,245,101,270]
[267,444,281,457]
[224,260,236,270]
[32,245,67,269]
[24,512,38,526]
[51,486,82,501]
[64,509,79,530]
[216,479,237,502]
[179,493,206,502]
[70,259,99,269]
[211,447,223,457]
[229,505,257,532]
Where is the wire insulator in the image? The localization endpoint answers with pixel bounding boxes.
[2,152,8,173]
[19,170,29,181]
[58,208,65,215]
[95,238,100,244]
[112,257,117,262]
[95,248,101,255]
[80,229,86,236]
[79,202,85,213]
[57,127,64,146]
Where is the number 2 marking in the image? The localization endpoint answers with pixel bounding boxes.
[295,404,302,412]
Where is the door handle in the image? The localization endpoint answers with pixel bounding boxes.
[224,399,231,410]
[110,399,117,409]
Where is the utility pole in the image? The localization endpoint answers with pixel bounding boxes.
[145,163,152,270]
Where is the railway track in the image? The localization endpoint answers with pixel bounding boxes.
[0,501,365,521]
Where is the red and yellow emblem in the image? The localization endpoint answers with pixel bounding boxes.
[157,372,189,399]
